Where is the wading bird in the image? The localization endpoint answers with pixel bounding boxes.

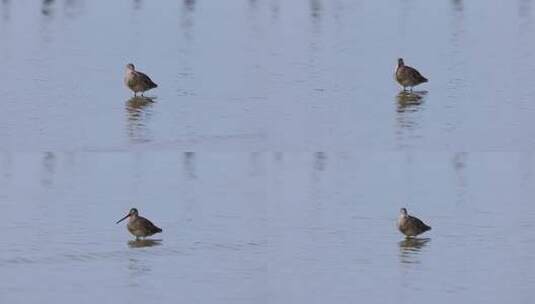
[124,63,158,96]
[116,208,162,240]
[398,208,431,237]
[395,58,428,91]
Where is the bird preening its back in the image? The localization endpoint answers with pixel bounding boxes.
[398,208,431,237]
[124,63,158,96]
[116,208,162,240]
[395,58,428,91]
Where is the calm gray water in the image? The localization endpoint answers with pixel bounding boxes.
[1,0,535,303]
[1,152,535,303]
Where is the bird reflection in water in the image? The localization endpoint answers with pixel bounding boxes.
[396,90,427,113]
[395,91,427,143]
[399,237,431,264]
[183,152,196,180]
[452,152,468,205]
[451,0,463,12]
[184,0,195,11]
[125,96,154,142]
[127,96,155,110]
[41,152,56,187]
[1,152,13,181]
[248,0,258,10]
[314,152,327,171]
[180,0,195,40]
[132,0,143,10]
[128,239,162,248]
[2,0,10,21]
[41,0,55,16]
[310,0,322,19]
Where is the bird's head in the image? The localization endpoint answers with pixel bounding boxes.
[116,208,139,224]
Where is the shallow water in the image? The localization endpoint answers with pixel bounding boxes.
[1,0,535,150]
[1,152,535,303]
[1,0,535,303]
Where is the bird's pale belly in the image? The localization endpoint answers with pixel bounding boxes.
[128,223,155,238]
[395,74,411,86]
[126,80,145,93]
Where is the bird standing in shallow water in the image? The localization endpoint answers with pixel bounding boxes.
[398,208,431,237]
[124,63,158,96]
[116,208,162,240]
[395,58,428,91]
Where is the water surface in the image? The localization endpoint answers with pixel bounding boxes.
[1,0,535,150]
[1,152,535,303]
[1,1,535,303]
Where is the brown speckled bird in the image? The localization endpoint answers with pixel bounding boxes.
[124,63,158,96]
[398,208,431,238]
[116,208,162,240]
[395,58,428,91]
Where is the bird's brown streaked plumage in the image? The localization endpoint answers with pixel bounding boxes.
[398,208,431,237]
[124,63,158,96]
[395,58,428,91]
[116,208,162,240]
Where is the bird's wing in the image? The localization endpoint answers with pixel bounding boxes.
[408,215,431,230]
[134,71,158,88]
[138,217,162,233]
[406,66,427,82]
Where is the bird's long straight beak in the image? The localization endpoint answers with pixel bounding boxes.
[116,214,130,224]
